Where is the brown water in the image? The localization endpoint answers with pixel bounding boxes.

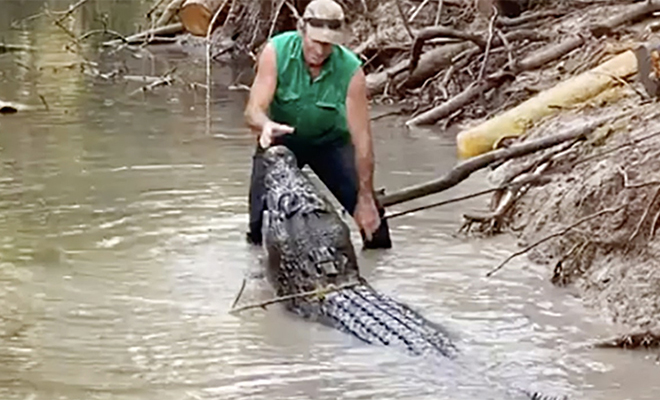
[1,1,659,400]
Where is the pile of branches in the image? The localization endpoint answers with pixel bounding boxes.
[352,0,660,128]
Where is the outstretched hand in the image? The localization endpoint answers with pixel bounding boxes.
[354,193,381,241]
[259,120,295,148]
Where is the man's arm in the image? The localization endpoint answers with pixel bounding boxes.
[346,67,375,199]
[346,67,380,238]
[244,43,277,134]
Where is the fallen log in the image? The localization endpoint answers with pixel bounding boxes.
[590,0,660,37]
[102,22,184,47]
[454,48,637,159]
[179,0,229,36]
[378,113,622,207]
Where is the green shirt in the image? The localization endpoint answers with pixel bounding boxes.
[269,31,362,146]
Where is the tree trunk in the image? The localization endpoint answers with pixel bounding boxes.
[179,0,229,36]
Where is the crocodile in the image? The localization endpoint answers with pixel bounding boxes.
[259,145,567,399]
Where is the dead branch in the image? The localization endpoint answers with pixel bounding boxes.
[405,73,513,126]
[385,172,550,220]
[231,278,247,309]
[229,282,359,314]
[408,0,432,23]
[102,22,184,47]
[477,8,498,82]
[498,139,581,186]
[380,114,620,207]
[590,0,660,37]
[486,206,625,278]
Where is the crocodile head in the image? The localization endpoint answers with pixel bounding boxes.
[262,145,360,296]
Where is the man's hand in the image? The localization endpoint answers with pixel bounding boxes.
[259,120,295,148]
[354,192,380,241]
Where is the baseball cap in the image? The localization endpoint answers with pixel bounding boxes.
[302,0,346,44]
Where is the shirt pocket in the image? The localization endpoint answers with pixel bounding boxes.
[312,101,340,135]
[271,90,301,126]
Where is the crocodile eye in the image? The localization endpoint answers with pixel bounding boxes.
[315,263,324,275]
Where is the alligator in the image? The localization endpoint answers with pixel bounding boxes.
[259,145,567,400]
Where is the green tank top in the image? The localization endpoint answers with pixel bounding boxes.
[269,31,362,146]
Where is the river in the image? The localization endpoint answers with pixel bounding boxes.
[0,1,658,399]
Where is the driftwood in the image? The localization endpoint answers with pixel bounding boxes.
[102,22,184,47]
[378,114,619,208]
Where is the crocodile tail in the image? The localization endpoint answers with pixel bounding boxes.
[319,284,458,358]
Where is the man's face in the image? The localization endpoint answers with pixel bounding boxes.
[302,31,333,68]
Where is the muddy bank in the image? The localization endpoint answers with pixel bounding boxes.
[484,98,660,335]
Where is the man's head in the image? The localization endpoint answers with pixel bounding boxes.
[299,0,346,67]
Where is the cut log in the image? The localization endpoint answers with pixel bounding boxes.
[455,49,638,159]
[179,0,229,36]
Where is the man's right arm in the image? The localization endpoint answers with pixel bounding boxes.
[244,43,294,147]
[245,43,278,133]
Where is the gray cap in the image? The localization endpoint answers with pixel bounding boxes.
[302,0,346,44]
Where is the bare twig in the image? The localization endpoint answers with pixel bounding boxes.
[478,7,498,82]
[269,0,287,39]
[486,206,625,277]
[229,282,359,314]
[617,166,660,189]
[495,29,514,69]
[629,186,660,241]
[651,208,660,238]
[231,278,247,309]
[38,95,49,111]
[54,0,89,24]
[409,0,431,23]
[395,0,414,40]
[435,0,444,26]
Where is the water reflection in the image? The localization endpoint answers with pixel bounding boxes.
[1,1,659,400]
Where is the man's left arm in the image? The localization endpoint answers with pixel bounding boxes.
[346,67,380,238]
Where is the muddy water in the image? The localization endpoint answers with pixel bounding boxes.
[1,1,659,400]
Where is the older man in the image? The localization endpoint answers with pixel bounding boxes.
[244,0,391,249]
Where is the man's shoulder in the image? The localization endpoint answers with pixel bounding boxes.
[270,31,301,48]
[331,44,362,73]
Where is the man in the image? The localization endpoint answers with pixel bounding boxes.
[244,0,391,249]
